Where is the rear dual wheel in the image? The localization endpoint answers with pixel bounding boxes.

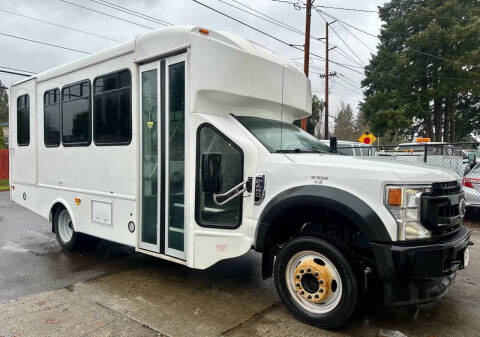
[54,207,98,250]
[274,236,358,329]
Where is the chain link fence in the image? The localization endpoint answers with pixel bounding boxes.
[337,142,480,217]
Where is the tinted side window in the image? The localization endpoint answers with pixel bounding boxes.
[196,125,243,228]
[44,89,60,147]
[17,94,30,146]
[62,81,91,146]
[93,70,132,145]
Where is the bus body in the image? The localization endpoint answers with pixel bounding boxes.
[9,26,470,329]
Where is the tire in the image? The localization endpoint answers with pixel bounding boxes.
[54,207,81,251]
[274,236,358,329]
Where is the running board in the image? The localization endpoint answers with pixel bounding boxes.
[135,247,188,265]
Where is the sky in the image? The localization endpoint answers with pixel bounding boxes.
[0,0,388,120]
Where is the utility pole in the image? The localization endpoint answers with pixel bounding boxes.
[323,19,336,139]
[301,0,313,131]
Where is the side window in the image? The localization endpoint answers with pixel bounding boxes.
[44,89,60,147]
[93,70,132,145]
[196,125,243,228]
[17,94,30,146]
[62,80,91,146]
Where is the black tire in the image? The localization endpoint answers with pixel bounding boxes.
[274,236,358,329]
[54,207,81,251]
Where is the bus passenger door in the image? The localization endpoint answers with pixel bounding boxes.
[139,53,187,260]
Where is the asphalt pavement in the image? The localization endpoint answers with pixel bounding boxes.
[0,190,479,337]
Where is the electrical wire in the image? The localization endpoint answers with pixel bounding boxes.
[0,8,120,42]
[60,0,155,30]
[87,0,172,26]
[0,66,36,74]
[0,32,91,54]
[0,69,34,77]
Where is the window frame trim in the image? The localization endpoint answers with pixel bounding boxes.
[194,122,244,229]
[92,68,132,146]
[16,94,30,147]
[61,79,92,147]
[43,88,61,148]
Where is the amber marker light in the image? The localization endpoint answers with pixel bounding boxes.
[388,188,402,206]
[75,198,81,206]
[199,28,210,35]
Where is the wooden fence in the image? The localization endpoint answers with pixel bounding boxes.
[0,149,8,180]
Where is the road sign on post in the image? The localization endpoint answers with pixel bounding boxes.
[358,131,376,145]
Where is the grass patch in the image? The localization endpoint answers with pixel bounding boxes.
[0,179,9,191]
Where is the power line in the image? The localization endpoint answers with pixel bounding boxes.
[231,0,303,34]
[0,8,120,42]
[192,0,305,51]
[60,0,155,30]
[315,10,366,67]
[407,47,480,70]
[317,9,377,38]
[0,69,34,77]
[87,0,172,26]
[0,66,36,75]
[313,4,477,21]
[314,4,377,13]
[0,32,91,54]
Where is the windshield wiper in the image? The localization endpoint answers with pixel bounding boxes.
[275,148,328,154]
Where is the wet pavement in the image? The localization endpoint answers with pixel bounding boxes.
[0,190,479,336]
[0,191,149,303]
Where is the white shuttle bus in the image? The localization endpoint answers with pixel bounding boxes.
[9,26,471,328]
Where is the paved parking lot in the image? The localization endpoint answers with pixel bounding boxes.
[0,191,479,337]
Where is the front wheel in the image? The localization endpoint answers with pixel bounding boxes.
[274,236,358,329]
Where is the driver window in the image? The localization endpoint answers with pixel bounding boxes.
[196,124,243,228]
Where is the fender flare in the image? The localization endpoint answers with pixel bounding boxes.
[48,198,78,233]
[254,185,391,252]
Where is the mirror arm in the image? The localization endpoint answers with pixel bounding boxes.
[213,179,250,206]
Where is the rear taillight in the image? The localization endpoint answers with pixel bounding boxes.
[463,177,475,189]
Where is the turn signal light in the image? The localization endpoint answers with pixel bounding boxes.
[74,197,81,206]
[388,188,402,206]
[199,28,210,35]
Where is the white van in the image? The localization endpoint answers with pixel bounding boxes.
[8,26,471,329]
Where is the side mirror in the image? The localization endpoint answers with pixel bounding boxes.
[468,153,476,165]
[202,153,223,193]
[329,136,337,153]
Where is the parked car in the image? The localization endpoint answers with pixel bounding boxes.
[319,140,374,156]
[463,162,480,208]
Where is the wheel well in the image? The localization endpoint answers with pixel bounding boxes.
[261,204,375,278]
[50,202,66,233]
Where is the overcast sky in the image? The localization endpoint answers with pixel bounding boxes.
[0,0,387,119]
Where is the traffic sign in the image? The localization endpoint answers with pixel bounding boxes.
[358,131,376,145]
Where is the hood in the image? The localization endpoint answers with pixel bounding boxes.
[285,153,460,183]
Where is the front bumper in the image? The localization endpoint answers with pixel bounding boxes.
[371,225,471,306]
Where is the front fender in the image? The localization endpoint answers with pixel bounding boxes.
[254,185,391,252]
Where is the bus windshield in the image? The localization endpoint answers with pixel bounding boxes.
[235,116,331,153]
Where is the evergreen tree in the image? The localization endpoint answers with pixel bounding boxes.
[0,81,8,124]
[0,126,5,149]
[361,0,480,142]
[353,111,369,140]
[334,102,355,141]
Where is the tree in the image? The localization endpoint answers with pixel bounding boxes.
[334,102,355,141]
[353,111,369,140]
[0,81,7,124]
[295,94,325,138]
[361,0,480,142]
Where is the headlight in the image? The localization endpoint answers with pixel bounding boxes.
[384,185,431,240]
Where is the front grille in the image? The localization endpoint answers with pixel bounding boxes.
[420,183,464,237]
[431,181,461,196]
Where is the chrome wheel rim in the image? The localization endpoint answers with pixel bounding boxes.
[285,250,343,314]
[58,210,74,243]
